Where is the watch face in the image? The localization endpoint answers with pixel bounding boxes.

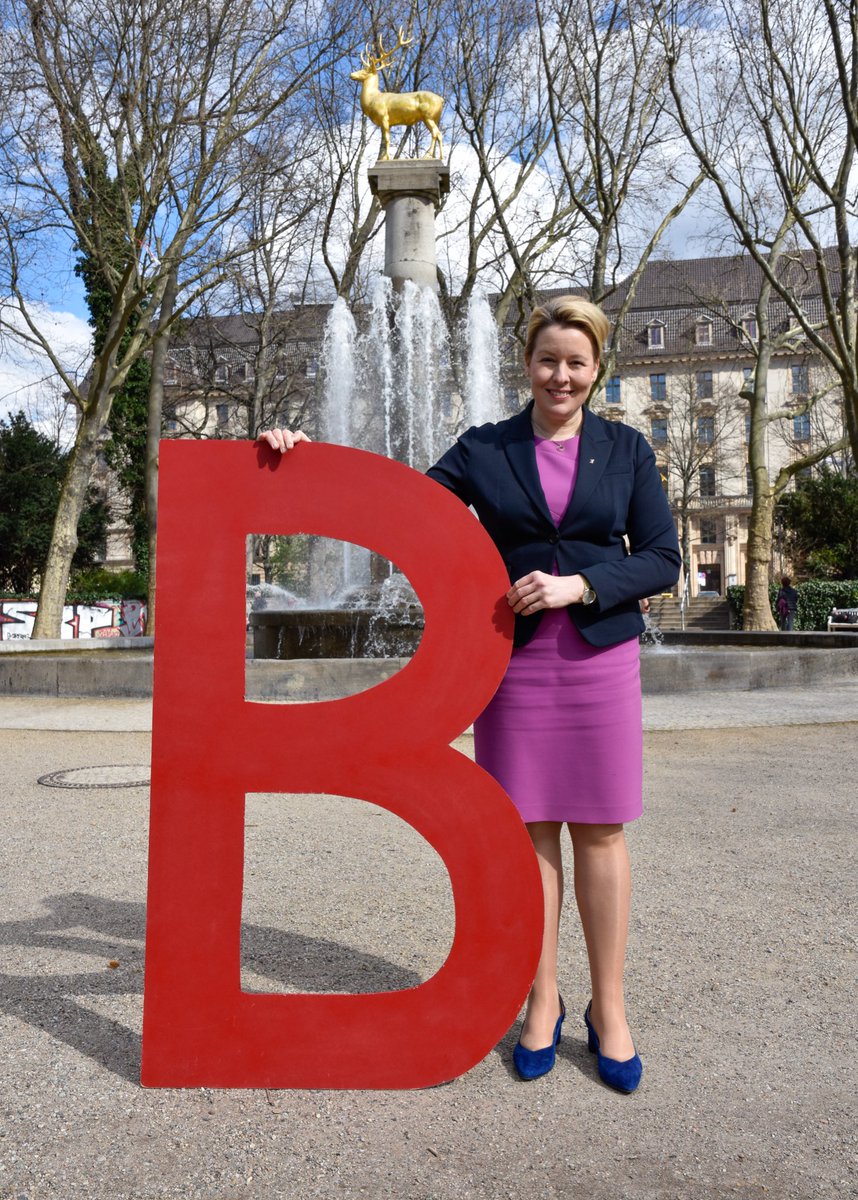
[583,587,596,606]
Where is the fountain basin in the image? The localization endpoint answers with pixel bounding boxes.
[641,630,858,694]
[4,630,858,700]
[250,606,423,660]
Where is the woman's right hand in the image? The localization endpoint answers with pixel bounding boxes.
[258,428,312,453]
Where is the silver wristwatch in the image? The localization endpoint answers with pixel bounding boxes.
[581,577,597,606]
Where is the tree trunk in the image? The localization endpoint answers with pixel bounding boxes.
[144,270,179,638]
[744,489,777,631]
[32,398,110,637]
[843,380,858,469]
[679,512,691,586]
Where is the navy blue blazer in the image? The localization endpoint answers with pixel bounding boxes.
[427,401,681,648]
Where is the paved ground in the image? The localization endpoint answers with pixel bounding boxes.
[0,687,855,1199]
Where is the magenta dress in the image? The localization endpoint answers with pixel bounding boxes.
[473,436,643,825]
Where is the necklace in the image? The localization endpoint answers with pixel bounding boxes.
[531,417,579,449]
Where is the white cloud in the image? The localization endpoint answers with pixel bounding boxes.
[0,304,92,443]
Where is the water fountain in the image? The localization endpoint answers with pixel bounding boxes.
[248,126,513,676]
[249,113,509,668]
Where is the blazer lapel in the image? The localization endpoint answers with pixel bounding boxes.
[562,407,614,527]
[502,402,554,526]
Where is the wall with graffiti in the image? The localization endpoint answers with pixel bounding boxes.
[0,599,147,640]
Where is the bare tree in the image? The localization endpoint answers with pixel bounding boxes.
[0,0,348,636]
[437,0,586,336]
[531,0,705,378]
[663,0,852,626]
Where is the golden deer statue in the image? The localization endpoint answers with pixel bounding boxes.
[350,29,444,162]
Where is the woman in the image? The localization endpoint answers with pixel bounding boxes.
[261,296,680,1092]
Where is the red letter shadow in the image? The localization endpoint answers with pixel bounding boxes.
[141,440,542,1088]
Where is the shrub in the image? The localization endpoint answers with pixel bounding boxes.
[727,580,858,630]
[66,567,148,605]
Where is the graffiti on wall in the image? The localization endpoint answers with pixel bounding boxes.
[0,599,147,640]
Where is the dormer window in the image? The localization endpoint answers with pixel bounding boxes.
[740,314,758,342]
[647,321,666,350]
[214,361,228,384]
[695,318,713,346]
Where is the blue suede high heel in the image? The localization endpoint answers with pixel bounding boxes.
[513,996,565,1080]
[583,1001,643,1094]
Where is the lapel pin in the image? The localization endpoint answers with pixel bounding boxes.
[589,458,595,464]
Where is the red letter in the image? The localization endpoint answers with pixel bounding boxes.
[141,441,542,1088]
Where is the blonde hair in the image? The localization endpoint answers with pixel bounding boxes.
[524,296,610,363]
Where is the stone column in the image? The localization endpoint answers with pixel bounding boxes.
[367,160,450,293]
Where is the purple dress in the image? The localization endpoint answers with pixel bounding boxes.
[473,435,643,825]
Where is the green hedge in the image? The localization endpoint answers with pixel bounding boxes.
[727,580,858,630]
[66,567,148,605]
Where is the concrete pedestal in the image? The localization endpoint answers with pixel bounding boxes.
[368,160,450,292]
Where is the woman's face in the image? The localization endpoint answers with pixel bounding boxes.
[525,324,599,432]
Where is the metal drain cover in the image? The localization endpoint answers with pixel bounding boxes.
[38,765,151,790]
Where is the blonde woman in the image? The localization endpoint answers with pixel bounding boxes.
[261,297,680,1090]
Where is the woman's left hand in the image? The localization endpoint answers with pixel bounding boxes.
[507,571,587,613]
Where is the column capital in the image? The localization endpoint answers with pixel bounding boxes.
[368,160,450,210]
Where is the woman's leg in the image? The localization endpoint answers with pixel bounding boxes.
[519,820,565,1050]
[568,822,636,1061]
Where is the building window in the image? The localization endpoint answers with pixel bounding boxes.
[164,404,178,434]
[699,465,716,497]
[657,462,669,493]
[793,411,811,441]
[214,362,228,384]
[699,519,718,544]
[746,462,753,494]
[695,319,713,346]
[647,322,665,350]
[650,417,668,444]
[649,372,667,402]
[216,403,229,427]
[696,370,713,400]
[605,375,621,404]
[697,415,715,444]
[744,413,751,442]
[306,357,318,379]
[503,386,520,413]
[741,315,758,341]
[791,364,809,395]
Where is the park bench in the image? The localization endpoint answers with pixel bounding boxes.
[827,607,858,632]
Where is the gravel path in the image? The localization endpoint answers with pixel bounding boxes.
[0,696,855,1199]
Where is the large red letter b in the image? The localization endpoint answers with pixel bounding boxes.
[141,440,542,1088]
